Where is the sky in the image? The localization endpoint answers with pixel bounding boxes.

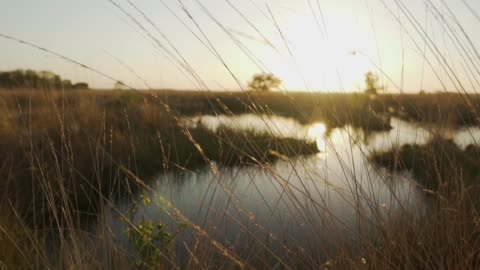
[1,0,480,92]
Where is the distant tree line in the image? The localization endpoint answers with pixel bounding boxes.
[0,69,89,90]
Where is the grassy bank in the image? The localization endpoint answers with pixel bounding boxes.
[368,137,480,269]
[0,89,317,222]
[137,90,480,128]
[5,89,479,131]
[2,89,480,269]
[370,137,480,191]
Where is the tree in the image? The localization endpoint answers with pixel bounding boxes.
[364,71,382,95]
[24,69,38,88]
[114,80,128,90]
[62,80,73,89]
[72,82,89,90]
[248,73,281,92]
[0,69,88,90]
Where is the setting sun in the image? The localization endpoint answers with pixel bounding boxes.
[263,11,374,91]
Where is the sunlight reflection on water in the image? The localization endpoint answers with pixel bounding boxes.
[307,123,327,152]
[188,113,480,153]
[106,114,480,261]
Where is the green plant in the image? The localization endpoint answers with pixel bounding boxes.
[124,194,187,268]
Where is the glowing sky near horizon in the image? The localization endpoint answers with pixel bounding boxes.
[1,0,480,92]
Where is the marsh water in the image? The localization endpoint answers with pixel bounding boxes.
[105,114,480,260]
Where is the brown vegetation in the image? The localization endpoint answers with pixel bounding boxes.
[1,88,480,269]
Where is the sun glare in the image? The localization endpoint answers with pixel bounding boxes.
[307,123,327,151]
[258,13,373,92]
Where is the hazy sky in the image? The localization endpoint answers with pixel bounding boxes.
[1,0,480,92]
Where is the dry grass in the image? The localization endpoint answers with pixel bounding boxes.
[0,88,479,269]
[3,0,480,267]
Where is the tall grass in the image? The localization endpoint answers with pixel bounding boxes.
[1,0,480,269]
[0,89,322,268]
[1,88,479,269]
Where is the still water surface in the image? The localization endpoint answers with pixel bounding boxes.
[106,114,480,258]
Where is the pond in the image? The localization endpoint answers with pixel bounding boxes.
[105,114,480,263]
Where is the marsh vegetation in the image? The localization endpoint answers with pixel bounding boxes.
[1,88,480,269]
[2,0,480,269]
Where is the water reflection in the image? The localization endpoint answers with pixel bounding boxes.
[188,114,313,140]
[108,114,480,260]
[188,114,480,153]
[307,123,327,152]
[454,126,480,149]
